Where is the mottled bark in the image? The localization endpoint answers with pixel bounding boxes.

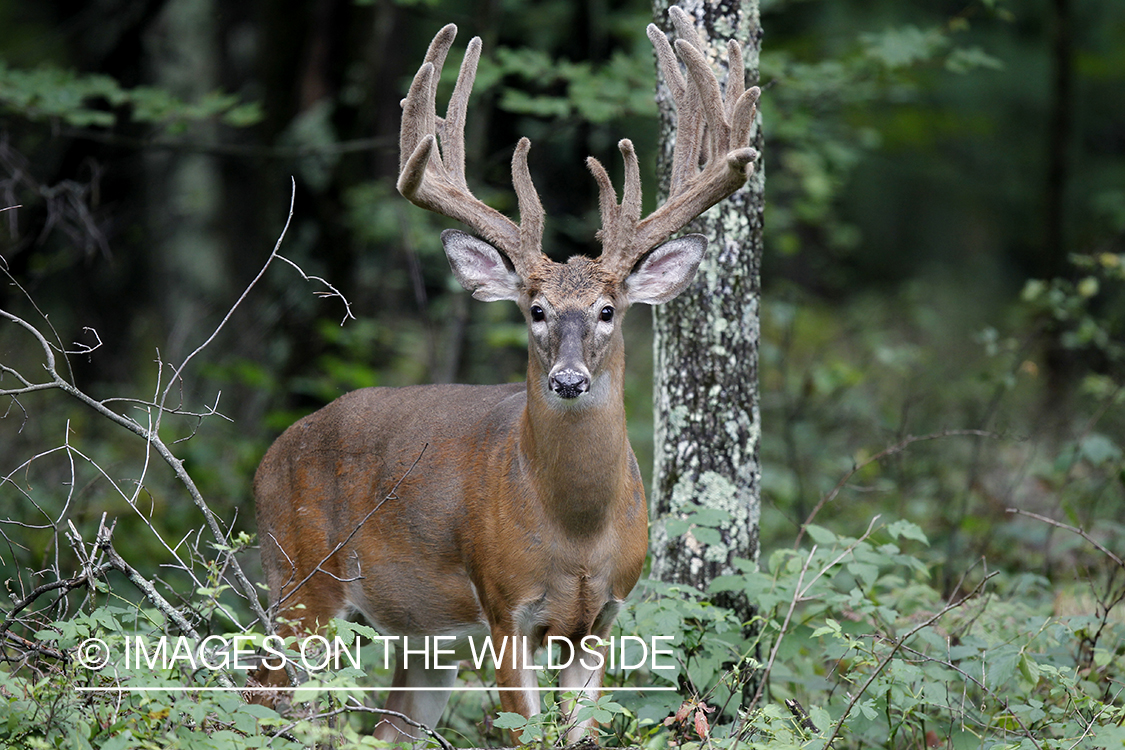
[649,0,763,622]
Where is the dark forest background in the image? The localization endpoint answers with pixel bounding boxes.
[2,0,1123,642]
[3,1,1125,746]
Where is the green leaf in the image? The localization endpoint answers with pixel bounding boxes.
[223,101,264,127]
[945,46,1005,73]
[886,519,929,545]
[847,561,879,587]
[493,712,528,730]
[987,647,1020,690]
[690,507,732,527]
[708,574,747,593]
[804,524,837,545]
[693,526,723,546]
[238,702,282,720]
[100,731,135,750]
[0,63,261,130]
[1078,433,1122,465]
[1018,653,1040,686]
[498,89,571,119]
[862,25,947,69]
[811,619,842,639]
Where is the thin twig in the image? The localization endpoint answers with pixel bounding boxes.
[160,178,299,409]
[93,519,238,690]
[265,696,455,750]
[1006,508,1124,569]
[0,564,110,637]
[784,698,819,733]
[2,629,69,661]
[276,444,427,610]
[820,572,1010,749]
[890,639,1056,744]
[747,516,882,712]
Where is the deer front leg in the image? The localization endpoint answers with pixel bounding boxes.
[491,627,541,741]
[373,644,459,746]
[558,638,608,743]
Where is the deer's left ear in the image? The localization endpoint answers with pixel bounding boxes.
[623,234,706,305]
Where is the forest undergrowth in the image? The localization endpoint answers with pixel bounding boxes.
[1,203,1122,748]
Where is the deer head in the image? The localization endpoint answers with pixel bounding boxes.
[398,15,760,403]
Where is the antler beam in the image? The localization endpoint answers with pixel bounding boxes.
[397,24,546,277]
[399,15,759,283]
[593,7,760,278]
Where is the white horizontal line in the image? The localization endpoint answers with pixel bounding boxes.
[76,686,676,693]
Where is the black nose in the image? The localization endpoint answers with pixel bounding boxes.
[549,370,590,399]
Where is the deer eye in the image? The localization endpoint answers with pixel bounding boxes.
[530,305,545,322]
[600,306,615,322]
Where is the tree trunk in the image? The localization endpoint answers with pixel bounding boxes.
[649,0,764,624]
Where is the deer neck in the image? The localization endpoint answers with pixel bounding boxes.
[521,348,631,536]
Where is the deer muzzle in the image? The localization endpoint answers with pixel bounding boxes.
[548,312,593,399]
[549,368,590,399]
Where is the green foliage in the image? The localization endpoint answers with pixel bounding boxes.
[3,0,1125,747]
[1,607,298,750]
[482,47,657,123]
[760,239,1125,578]
[0,63,263,130]
[1020,252,1125,363]
[609,517,1125,750]
[621,579,745,708]
[764,13,984,262]
[496,693,630,745]
[4,512,1121,749]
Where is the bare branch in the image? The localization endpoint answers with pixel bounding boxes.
[265,696,455,750]
[274,254,355,326]
[819,572,1006,749]
[0,562,110,637]
[784,698,819,734]
[159,178,298,410]
[747,516,883,711]
[1006,508,1124,569]
[0,184,339,640]
[276,445,428,610]
[91,519,238,690]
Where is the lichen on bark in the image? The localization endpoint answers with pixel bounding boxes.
[649,0,763,623]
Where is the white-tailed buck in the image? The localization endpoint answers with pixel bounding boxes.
[253,7,759,743]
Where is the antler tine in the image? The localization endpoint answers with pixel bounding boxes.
[513,137,545,255]
[730,85,759,153]
[676,39,730,160]
[587,157,619,239]
[443,32,481,192]
[668,5,704,55]
[588,139,643,275]
[399,24,455,175]
[647,22,704,200]
[628,12,761,260]
[398,24,546,274]
[725,39,744,123]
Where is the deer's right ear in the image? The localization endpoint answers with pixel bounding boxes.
[441,229,522,302]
